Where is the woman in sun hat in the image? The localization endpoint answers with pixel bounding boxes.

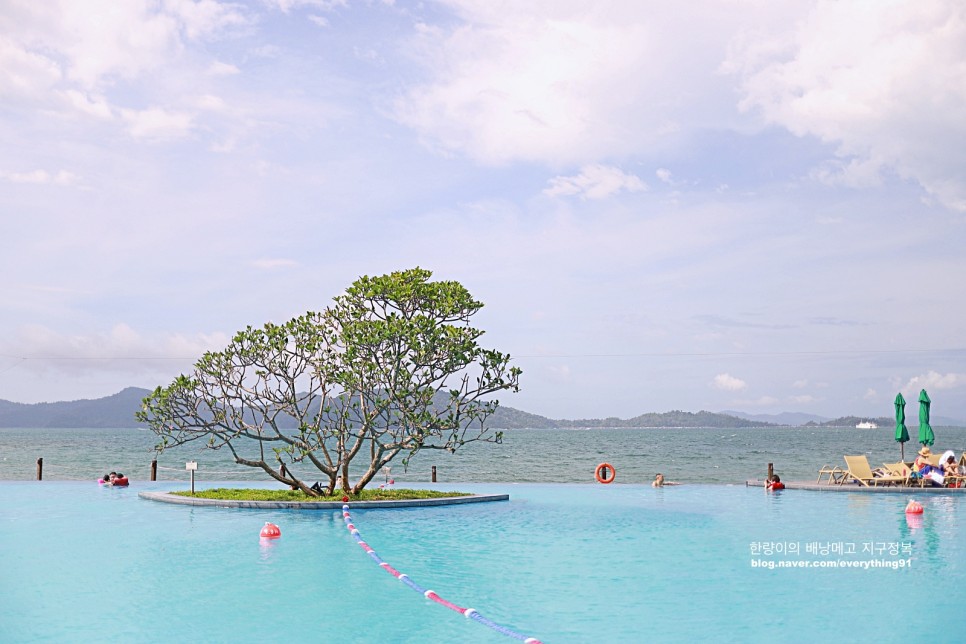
[913,446,944,485]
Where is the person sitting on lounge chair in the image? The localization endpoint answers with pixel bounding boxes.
[914,447,939,475]
[913,447,944,485]
[943,455,958,476]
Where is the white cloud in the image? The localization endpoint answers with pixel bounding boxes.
[393,1,965,210]
[24,1,181,89]
[0,36,62,101]
[904,370,966,392]
[655,168,673,184]
[208,60,241,75]
[0,0,250,127]
[251,258,297,269]
[121,107,194,140]
[792,379,808,388]
[790,394,815,404]
[164,0,250,40]
[863,388,877,401]
[394,1,738,165]
[3,170,50,184]
[1,169,79,185]
[308,15,330,28]
[60,89,113,119]
[728,0,966,212]
[543,164,645,199]
[1,323,229,376]
[268,0,347,14]
[195,94,228,111]
[713,372,747,391]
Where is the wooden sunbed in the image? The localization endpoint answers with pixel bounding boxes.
[842,455,907,487]
[817,464,846,484]
[882,462,913,486]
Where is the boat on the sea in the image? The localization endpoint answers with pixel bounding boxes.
[855,421,878,429]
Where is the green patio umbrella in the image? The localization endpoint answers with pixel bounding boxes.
[894,392,909,460]
[917,389,934,446]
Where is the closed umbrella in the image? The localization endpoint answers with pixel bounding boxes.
[918,389,935,446]
[894,393,909,460]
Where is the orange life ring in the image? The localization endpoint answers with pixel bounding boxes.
[595,462,616,484]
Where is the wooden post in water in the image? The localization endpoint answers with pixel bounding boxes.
[36,457,43,481]
[767,462,774,482]
[150,460,157,481]
[432,465,437,482]
[280,463,297,490]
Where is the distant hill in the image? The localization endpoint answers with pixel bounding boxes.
[547,410,773,429]
[0,387,769,429]
[723,410,966,428]
[0,389,768,429]
[722,410,830,426]
[0,387,151,428]
[3,388,960,429]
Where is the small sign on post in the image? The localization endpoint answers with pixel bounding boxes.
[186,461,198,494]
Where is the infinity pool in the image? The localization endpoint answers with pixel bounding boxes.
[2,481,965,643]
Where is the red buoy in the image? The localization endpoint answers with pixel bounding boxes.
[260,522,281,539]
[905,500,923,514]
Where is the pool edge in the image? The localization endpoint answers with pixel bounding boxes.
[745,479,966,493]
[138,490,510,509]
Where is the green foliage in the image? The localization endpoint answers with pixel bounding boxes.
[137,268,520,494]
[170,487,470,501]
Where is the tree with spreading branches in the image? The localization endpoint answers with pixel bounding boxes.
[136,268,521,495]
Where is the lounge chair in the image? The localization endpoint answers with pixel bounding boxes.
[817,464,846,484]
[881,462,912,486]
[841,455,906,487]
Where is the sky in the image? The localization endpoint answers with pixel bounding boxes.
[2,0,965,421]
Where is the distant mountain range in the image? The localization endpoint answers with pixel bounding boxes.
[721,410,830,426]
[723,409,966,427]
[0,388,962,428]
[0,388,151,428]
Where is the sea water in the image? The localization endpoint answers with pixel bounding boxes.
[3,425,966,484]
[1,480,965,643]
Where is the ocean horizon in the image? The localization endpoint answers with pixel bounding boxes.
[4,425,965,486]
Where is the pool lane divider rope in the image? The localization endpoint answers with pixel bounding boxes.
[341,503,543,644]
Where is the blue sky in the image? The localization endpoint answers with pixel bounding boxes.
[2,0,965,420]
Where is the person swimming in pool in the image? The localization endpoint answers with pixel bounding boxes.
[765,474,785,491]
[102,471,129,486]
[652,473,679,487]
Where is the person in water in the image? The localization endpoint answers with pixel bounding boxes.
[765,474,785,491]
[104,471,128,486]
[651,473,679,487]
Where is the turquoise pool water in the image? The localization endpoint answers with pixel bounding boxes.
[2,481,965,643]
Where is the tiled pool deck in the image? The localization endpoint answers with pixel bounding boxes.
[746,479,966,493]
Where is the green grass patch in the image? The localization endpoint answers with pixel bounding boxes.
[169,487,472,502]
